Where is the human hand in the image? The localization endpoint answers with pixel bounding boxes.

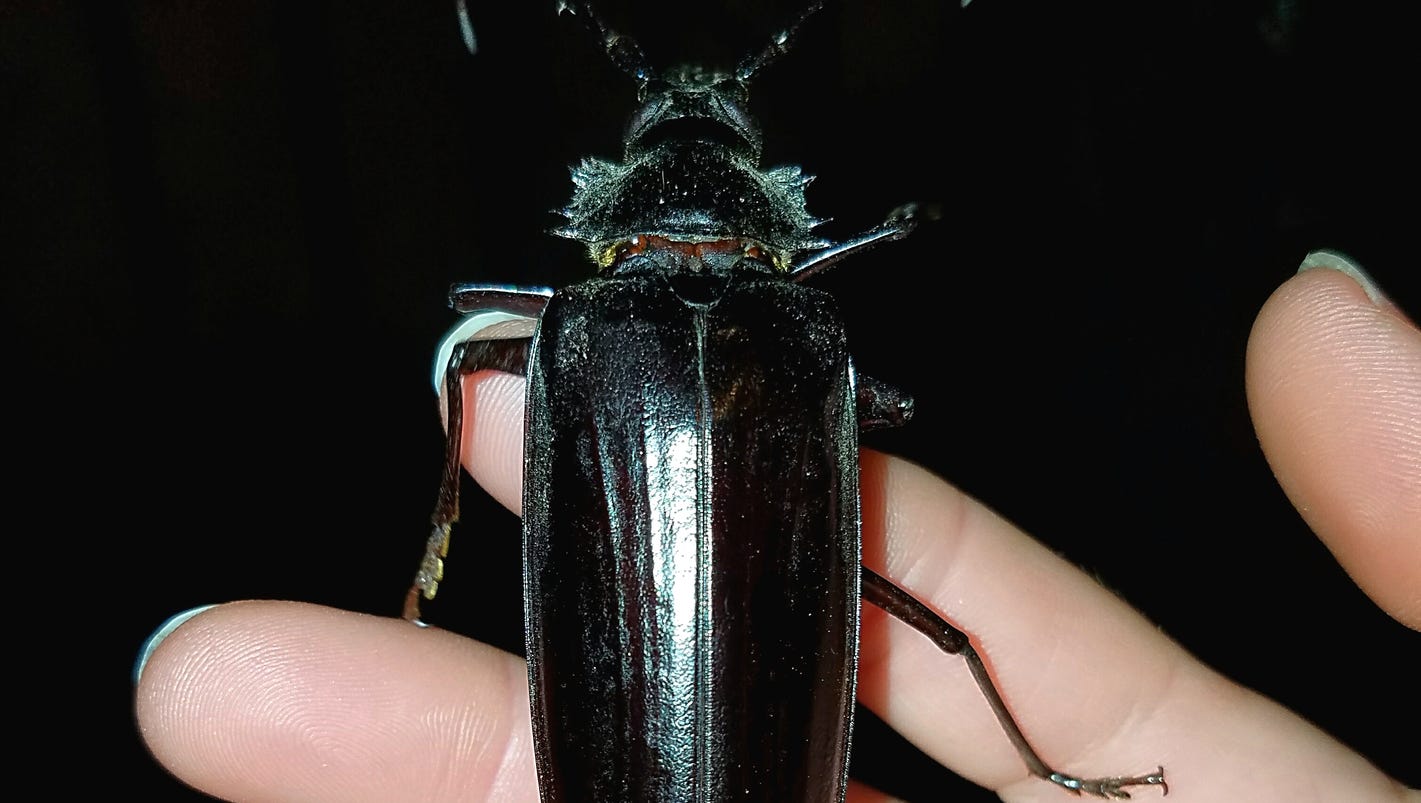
[134,252,1419,802]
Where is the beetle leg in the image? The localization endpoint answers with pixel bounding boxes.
[789,203,934,282]
[407,286,550,623]
[449,283,555,315]
[860,568,1168,799]
[855,373,914,432]
[405,340,472,623]
[433,287,549,393]
[405,336,535,624]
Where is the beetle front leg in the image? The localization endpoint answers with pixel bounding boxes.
[860,568,1168,799]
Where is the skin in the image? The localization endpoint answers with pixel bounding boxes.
[134,265,1419,802]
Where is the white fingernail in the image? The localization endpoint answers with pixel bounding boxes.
[134,604,218,684]
[1298,249,1387,306]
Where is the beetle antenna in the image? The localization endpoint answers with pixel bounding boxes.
[455,0,477,55]
[556,1,655,84]
[735,1,825,82]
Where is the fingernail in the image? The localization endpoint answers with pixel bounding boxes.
[1298,249,1388,306]
[134,604,218,685]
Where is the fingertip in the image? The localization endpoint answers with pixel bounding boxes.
[1296,248,1390,307]
[458,370,527,515]
[134,604,220,685]
[1247,262,1421,628]
[135,600,538,802]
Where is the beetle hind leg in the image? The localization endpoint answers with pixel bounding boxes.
[860,568,1168,799]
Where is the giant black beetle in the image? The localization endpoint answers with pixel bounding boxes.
[407,2,1167,800]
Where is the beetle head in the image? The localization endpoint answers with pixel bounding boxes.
[623,65,762,161]
[552,2,831,264]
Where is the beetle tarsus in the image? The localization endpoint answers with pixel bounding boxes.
[404,524,451,622]
[1048,766,1168,799]
[402,587,429,627]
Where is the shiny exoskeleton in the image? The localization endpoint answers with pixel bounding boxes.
[407,3,1167,801]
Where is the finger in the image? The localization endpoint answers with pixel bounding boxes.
[454,369,1413,800]
[1246,252,1421,629]
[135,601,539,803]
[853,453,1413,801]
[845,779,906,803]
[458,370,527,515]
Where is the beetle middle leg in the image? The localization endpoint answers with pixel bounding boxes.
[404,286,552,623]
[861,568,1168,799]
[405,338,532,622]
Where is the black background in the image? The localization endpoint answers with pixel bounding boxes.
[5,0,1417,800]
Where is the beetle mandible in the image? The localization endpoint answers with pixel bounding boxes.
[406,2,1168,800]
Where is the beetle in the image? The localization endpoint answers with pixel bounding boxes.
[405,2,1167,800]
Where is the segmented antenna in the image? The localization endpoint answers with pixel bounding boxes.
[556,1,653,82]
[734,1,825,82]
[740,0,974,79]
[549,1,975,79]
[455,0,477,55]
[555,1,854,88]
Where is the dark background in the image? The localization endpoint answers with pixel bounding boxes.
[5,0,1416,800]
